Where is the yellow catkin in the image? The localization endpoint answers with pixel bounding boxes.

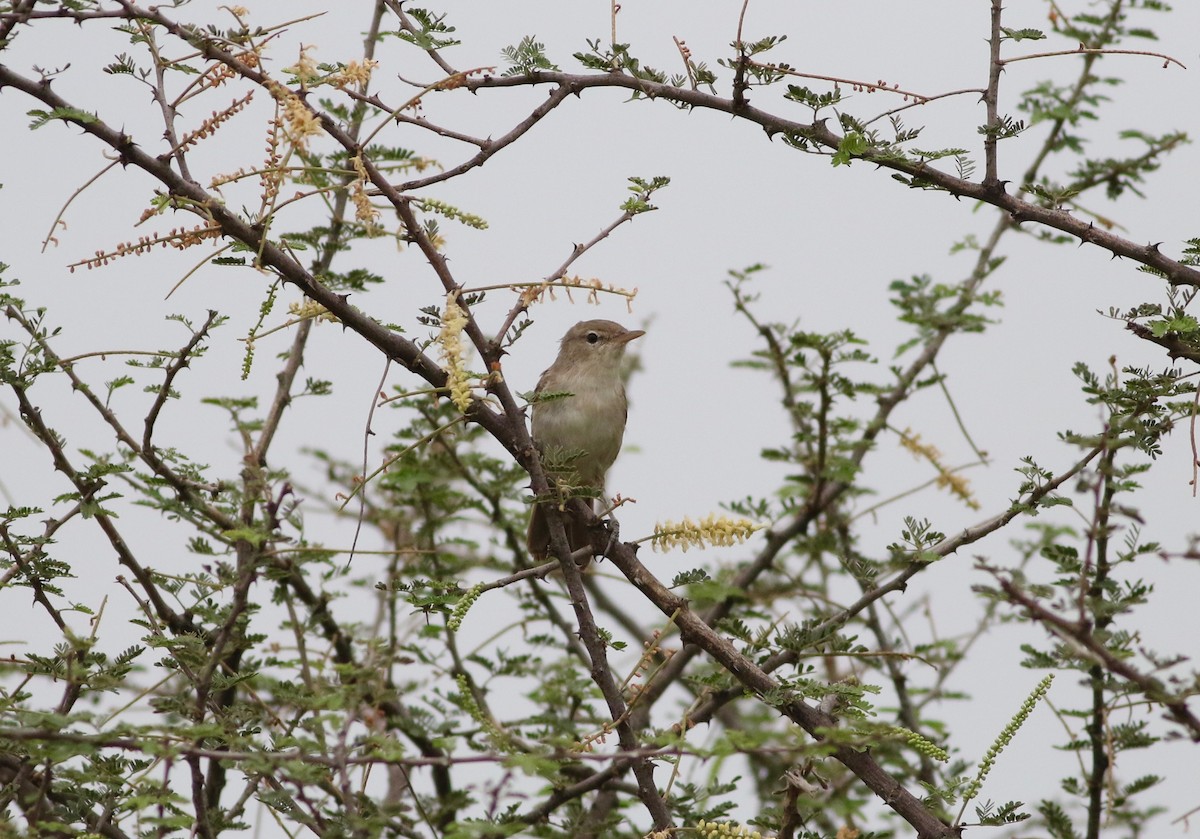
[438,295,473,412]
[651,515,762,553]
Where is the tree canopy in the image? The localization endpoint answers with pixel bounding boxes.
[1,1,1199,837]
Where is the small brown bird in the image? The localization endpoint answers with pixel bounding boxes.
[526,320,644,562]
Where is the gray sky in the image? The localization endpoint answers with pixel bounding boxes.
[3,1,1199,833]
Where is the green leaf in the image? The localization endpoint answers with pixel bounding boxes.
[832,131,868,166]
[1001,27,1046,41]
[27,107,100,130]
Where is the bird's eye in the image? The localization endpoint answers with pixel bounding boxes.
[586,332,600,344]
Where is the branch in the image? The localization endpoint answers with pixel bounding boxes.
[457,71,1200,287]
[603,539,958,839]
[7,385,196,637]
[397,83,576,191]
[1001,45,1186,70]
[1125,320,1200,365]
[0,62,521,460]
[983,0,1005,186]
[991,569,1200,741]
[492,201,643,347]
[546,531,673,827]
[382,0,458,76]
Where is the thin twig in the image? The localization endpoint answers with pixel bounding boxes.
[747,59,931,102]
[989,567,1200,741]
[983,0,1004,186]
[1001,46,1185,69]
[492,205,642,346]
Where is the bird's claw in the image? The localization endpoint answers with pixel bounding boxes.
[602,514,620,559]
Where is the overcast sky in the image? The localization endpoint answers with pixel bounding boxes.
[3,1,1200,833]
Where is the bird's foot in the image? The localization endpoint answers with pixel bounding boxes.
[595,494,634,561]
[602,514,620,559]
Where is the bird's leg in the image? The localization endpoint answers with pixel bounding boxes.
[594,494,632,559]
[602,515,620,559]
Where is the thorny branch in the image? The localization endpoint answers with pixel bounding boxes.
[1,0,1196,835]
[990,569,1200,742]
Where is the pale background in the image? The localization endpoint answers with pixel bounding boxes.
[2,0,1199,834]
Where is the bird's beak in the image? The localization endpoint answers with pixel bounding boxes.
[616,329,645,345]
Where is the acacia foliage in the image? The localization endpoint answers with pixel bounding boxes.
[1,2,1198,838]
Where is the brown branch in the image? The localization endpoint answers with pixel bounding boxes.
[863,87,987,128]
[397,83,576,191]
[659,440,1104,738]
[603,539,959,839]
[456,71,1200,287]
[0,0,54,45]
[136,20,193,183]
[0,525,68,632]
[0,62,520,458]
[5,304,235,529]
[0,726,696,766]
[492,201,642,347]
[1001,45,1186,70]
[142,311,219,453]
[1125,320,1200,366]
[983,0,1005,187]
[382,0,458,76]
[8,385,196,637]
[991,569,1200,741]
[554,552,673,829]
[274,556,457,804]
[340,86,489,147]
[622,18,1125,773]
[0,754,131,839]
[747,59,933,102]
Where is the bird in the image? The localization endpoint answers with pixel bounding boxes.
[526,319,644,563]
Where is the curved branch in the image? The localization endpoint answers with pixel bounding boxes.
[398,83,576,191]
[603,538,958,839]
[0,63,520,458]
[991,568,1200,741]
[457,70,1200,287]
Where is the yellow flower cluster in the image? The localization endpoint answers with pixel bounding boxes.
[267,80,322,148]
[438,294,473,412]
[284,45,377,91]
[448,584,482,632]
[962,673,1054,805]
[178,91,254,152]
[694,820,767,838]
[331,59,379,89]
[350,152,382,235]
[651,515,762,553]
[888,725,949,762]
[287,298,338,324]
[284,44,320,85]
[898,427,980,510]
[518,275,639,310]
[416,197,489,230]
[68,225,222,272]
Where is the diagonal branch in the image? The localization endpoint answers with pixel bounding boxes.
[458,70,1200,287]
[991,568,1200,741]
[603,538,959,839]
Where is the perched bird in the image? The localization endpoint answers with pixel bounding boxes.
[526,319,644,562]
